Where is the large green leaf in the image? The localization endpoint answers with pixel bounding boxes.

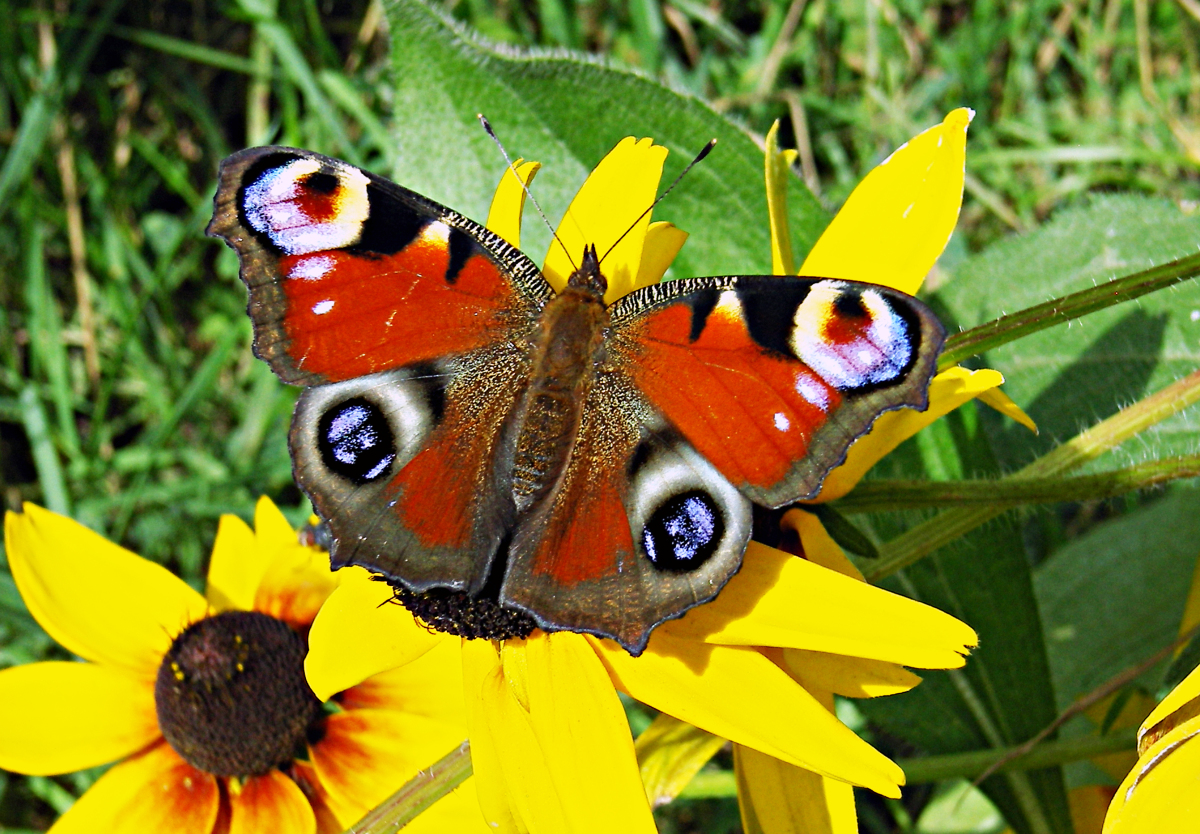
[934,195,1200,471]
[1035,486,1200,708]
[859,408,1072,834]
[383,0,829,278]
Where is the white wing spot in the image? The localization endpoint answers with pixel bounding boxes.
[774,412,790,432]
[312,300,335,315]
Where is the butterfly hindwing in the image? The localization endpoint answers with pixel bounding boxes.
[207,146,552,386]
[611,275,945,507]
[501,372,752,652]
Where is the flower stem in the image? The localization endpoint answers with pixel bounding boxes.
[835,455,1200,513]
[865,369,1200,581]
[343,741,472,834]
[676,729,1135,797]
[937,251,1200,370]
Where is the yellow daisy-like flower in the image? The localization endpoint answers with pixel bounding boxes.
[0,498,487,834]
[1102,662,1200,831]
[305,121,990,832]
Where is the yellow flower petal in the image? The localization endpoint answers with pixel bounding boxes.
[658,542,977,669]
[977,386,1038,433]
[1104,715,1200,833]
[800,108,973,295]
[304,568,445,701]
[310,709,476,830]
[786,509,864,580]
[253,542,338,630]
[735,743,857,834]
[634,713,725,808]
[462,639,525,833]
[47,742,219,834]
[816,366,1005,501]
[542,137,667,302]
[205,513,262,612]
[229,770,316,834]
[5,505,210,676]
[0,661,159,775]
[338,640,466,718]
[486,159,541,249]
[780,649,922,699]
[634,221,688,287]
[592,634,904,797]
[1137,663,1200,752]
[765,120,800,277]
[521,632,657,832]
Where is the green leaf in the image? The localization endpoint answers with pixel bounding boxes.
[935,195,1200,472]
[862,518,1073,834]
[383,0,829,279]
[1034,487,1200,709]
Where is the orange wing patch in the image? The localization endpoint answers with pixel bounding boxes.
[626,300,840,492]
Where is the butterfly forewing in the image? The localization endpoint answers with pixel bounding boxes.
[207,147,552,386]
[611,275,945,507]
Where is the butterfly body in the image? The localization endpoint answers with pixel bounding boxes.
[209,145,944,654]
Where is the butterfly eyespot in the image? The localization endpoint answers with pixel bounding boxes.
[643,489,726,573]
[317,397,397,484]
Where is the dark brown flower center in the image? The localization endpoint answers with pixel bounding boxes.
[155,610,321,777]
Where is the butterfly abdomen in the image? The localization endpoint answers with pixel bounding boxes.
[510,284,609,512]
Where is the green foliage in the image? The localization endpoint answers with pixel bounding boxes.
[2,0,1200,831]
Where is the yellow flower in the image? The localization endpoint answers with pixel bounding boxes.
[1101,662,1200,830]
[305,134,982,833]
[0,498,487,834]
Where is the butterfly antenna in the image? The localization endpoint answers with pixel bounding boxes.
[597,138,717,266]
[479,114,578,271]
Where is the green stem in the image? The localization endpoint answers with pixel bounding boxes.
[938,251,1200,370]
[677,730,1135,798]
[343,741,472,834]
[865,370,1200,581]
[836,456,1200,513]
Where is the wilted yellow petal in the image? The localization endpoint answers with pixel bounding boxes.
[1070,785,1115,834]
[543,137,667,302]
[781,649,922,699]
[659,542,977,669]
[735,743,857,834]
[592,634,904,797]
[205,513,262,612]
[816,367,1004,501]
[635,714,725,808]
[5,505,209,676]
[1137,663,1200,753]
[228,769,316,834]
[634,221,688,287]
[486,159,541,249]
[977,386,1038,433]
[47,742,219,834]
[0,662,159,775]
[1104,715,1200,832]
[765,120,800,276]
[800,108,972,295]
[304,568,445,701]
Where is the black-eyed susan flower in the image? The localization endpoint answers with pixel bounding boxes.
[302,122,1000,833]
[0,497,488,834]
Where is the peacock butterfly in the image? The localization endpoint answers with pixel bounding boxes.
[207,145,944,655]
